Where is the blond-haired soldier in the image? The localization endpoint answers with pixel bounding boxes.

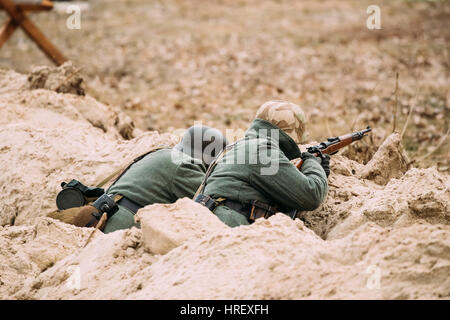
[195,100,329,227]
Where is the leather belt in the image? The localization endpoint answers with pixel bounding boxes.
[116,196,142,215]
[195,194,253,221]
[195,194,297,221]
[222,199,252,219]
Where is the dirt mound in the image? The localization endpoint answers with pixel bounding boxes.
[1,65,135,140]
[298,132,431,239]
[15,205,450,300]
[28,61,86,96]
[0,218,93,299]
[359,133,410,185]
[0,67,449,299]
[327,166,449,240]
[0,68,177,227]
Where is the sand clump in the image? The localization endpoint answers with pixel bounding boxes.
[1,65,135,140]
[136,198,227,255]
[0,218,93,299]
[0,68,449,299]
[28,62,86,96]
[359,133,410,185]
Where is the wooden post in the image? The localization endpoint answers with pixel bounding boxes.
[0,18,17,48]
[0,0,67,65]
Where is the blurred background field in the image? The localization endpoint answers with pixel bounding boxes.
[0,0,448,170]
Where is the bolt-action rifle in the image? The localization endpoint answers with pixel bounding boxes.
[295,127,372,169]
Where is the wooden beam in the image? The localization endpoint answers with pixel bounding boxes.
[16,4,53,12]
[0,18,17,48]
[0,0,53,11]
[0,0,67,65]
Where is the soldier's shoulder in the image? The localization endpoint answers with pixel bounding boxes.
[143,147,178,165]
[251,135,281,149]
[153,147,173,156]
[166,148,205,167]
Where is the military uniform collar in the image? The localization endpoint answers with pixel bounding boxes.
[245,118,301,160]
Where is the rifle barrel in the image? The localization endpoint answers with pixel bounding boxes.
[352,126,372,141]
[295,127,372,170]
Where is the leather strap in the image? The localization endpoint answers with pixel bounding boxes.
[96,145,172,189]
[193,140,241,200]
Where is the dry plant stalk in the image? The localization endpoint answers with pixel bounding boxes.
[415,128,450,163]
[392,72,399,133]
[400,86,419,140]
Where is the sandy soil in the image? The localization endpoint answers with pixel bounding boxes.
[0,66,448,299]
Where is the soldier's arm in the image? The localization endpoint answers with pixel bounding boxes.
[170,160,207,200]
[250,147,328,211]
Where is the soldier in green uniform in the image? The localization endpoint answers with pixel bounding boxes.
[50,125,227,233]
[195,100,329,227]
[102,125,228,233]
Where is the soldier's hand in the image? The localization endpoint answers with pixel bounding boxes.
[300,151,320,163]
[319,154,330,177]
[301,152,330,177]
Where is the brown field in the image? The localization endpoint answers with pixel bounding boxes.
[1,0,449,170]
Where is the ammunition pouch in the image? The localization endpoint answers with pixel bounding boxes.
[195,194,220,211]
[248,201,297,221]
[86,194,120,227]
[249,200,278,221]
[92,194,119,218]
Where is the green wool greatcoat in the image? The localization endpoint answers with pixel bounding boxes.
[103,148,206,233]
[203,119,328,227]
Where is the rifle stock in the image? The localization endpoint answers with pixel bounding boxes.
[295,127,372,169]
